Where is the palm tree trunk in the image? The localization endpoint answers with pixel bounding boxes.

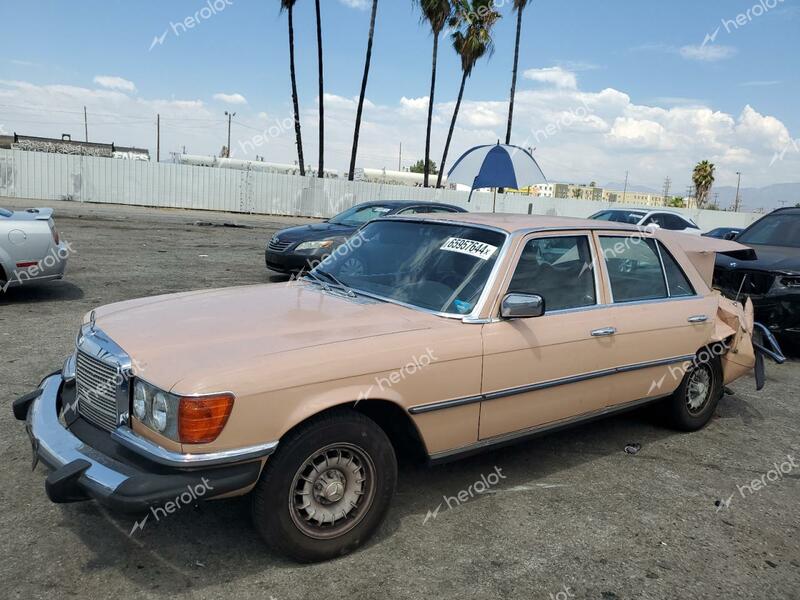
[505,6,523,145]
[424,32,439,188]
[287,4,305,176]
[437,71,467,188]
[314,0,324,178]
[348,0,379,181]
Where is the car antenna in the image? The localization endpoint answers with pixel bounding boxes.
[734,274,749,304]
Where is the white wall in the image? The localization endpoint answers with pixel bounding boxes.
[0,149,761,230]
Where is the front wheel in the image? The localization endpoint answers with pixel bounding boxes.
[251,409,397,562]
[664,350,723,431]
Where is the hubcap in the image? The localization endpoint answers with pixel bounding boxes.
[686,364,714,414]
[289,443,375,540]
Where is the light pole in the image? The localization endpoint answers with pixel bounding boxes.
[224,111,236,158]
[734,171,742,212]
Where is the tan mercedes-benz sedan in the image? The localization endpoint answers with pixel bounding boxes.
[14,213,785,562]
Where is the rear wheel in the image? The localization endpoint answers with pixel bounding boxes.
[251,409,397,562]
[665,350,723,431]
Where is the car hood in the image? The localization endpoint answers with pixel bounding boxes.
[715,244,800,274]
[272,222,355,244]
[92,283,435,394]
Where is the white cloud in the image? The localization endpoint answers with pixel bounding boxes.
[523,66,577,89]
[93,75,136,93]
[679,44,737,62]
[1,77,796,189]
[213,92,248,105]
[338,0,370,8]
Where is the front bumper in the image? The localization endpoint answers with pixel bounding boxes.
[14,373,271,513]
[265,248,327,274]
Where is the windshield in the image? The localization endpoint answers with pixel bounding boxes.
[0,208,11,218]
[312,220,506,316]
[329,204,394,227]
[590,210,645,224]
[737,213,800,248]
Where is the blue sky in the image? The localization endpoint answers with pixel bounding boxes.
[1,0,798,194]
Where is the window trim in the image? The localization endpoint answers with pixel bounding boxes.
[503,232,601,315]
[599,234,699,304]
[656,240,697,298]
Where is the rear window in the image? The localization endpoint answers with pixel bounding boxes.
[0,208,11,217]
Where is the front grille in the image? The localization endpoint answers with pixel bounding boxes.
[714,268,776,298]
[268,237,292,253]
[76,351,119,431]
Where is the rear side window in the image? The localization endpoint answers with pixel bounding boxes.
[658,242,695,297]
[600,236,667,302]
[508,235,596,312]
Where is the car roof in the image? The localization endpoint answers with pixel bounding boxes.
[389,212,644,234]
[356,200,465,211]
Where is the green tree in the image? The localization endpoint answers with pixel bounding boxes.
[505,0,531,145]
[348,0,379,181]
[437,0,500,188]
[410,159,439,174]
[314,0,325,178]
[280,0,305,176]
[692,160,715,209]
[666,197,685,208]
[414,0,453,187]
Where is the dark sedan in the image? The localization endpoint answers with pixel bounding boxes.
[265,200,466,275]
[713,207,800,345]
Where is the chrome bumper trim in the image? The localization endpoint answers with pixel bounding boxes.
[111,426,278,468]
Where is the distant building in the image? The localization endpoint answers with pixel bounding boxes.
[0,133,149,160]
[603,189,664,206]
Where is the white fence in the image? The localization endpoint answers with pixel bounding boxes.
[0,148,760,230]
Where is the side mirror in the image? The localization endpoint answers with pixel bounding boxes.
[723,231,738,240]
[501,293,545,319]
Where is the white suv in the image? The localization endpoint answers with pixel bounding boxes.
[589,209,702,235]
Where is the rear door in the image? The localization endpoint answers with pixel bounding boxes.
[593,232,717,403]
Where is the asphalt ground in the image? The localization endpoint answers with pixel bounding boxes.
[1,198,798,600]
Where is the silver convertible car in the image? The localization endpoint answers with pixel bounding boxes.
[0,206,69,291]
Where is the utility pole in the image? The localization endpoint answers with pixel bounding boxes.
[156,114,160,162]
[622,171,629,203]
[734,171,742,212]
[398,142,402,171]
[224,111,236,158]
[83,106,88,142]
[662,176,672,205]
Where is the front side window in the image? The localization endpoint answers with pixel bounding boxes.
[591,210,646,224]
[600,236,667,302]
[507,236,597,312]
[314,220,506,315]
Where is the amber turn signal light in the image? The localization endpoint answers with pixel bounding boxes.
[178,394,235,444]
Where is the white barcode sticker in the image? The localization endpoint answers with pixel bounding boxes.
[440,237,498,260]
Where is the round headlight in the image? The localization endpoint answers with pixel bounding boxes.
[133,381,148,421]
[152,392,168,432]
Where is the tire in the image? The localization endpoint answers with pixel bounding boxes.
[665,349,723,431]
[251,408,397,562]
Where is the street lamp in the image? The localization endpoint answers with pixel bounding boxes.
[224,111,236,158]
[734,171,742,212]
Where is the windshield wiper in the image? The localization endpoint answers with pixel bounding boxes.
[302,270,332,292]
[315,269,356,297]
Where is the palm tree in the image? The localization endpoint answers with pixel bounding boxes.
[436,0,500,188]
[314,0,325,178]
[415,0,452,188]
[348,0,379,181]
[280,0,305,176]
[692,160,715,208]
[505,0,531,145]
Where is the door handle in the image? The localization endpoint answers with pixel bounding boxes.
[591,327,617,337]
[688,315,709,323]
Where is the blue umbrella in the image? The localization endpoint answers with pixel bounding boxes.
[447,143,546,204]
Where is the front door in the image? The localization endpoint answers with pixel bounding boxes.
[479,233,620,439]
